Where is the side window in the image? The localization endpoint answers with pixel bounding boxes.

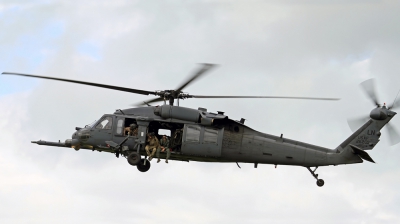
[116,118,124,135]
[186,125,201,142]
[204,128,218,143]
[96,116,113,130]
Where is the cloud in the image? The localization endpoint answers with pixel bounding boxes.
[1,1,400,223]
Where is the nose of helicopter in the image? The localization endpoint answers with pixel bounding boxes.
[72,130,78,139]
[71,128,91,140]
[67,128,91,150]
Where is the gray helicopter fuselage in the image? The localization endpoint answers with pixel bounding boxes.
[30,102,397,189]
[55,105,392,168]
[32,104,395,170]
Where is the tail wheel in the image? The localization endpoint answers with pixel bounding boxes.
[316,179,325,187]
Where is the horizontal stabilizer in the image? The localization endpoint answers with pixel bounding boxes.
[350,144,375,163]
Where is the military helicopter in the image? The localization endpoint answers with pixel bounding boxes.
[3,64,400,187]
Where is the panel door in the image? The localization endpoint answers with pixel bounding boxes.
[181,124,224,157]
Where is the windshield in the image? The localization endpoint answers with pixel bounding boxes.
[95,116,113,129]
[85,120,97,128]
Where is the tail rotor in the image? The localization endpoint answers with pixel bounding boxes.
[388,90,400,110]
[360,78,380,107]
[347,116,369,132]
[386,123,400,146]
[347,78,400,146]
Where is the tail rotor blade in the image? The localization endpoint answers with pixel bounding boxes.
[386,123,400,146]
[360,78,380,107]
[389,90,400,110]
[347,116,370,132]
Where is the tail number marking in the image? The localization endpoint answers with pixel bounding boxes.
[356,135,369,145]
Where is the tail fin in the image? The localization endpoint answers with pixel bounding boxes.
[337,114,395,152]
[335,78,399,164]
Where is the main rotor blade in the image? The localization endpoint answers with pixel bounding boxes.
[2,72,156,96]
[347,116,370,132]
[360,78,380,106]
[386,123,400,146]
[189,95,340,100]
[175,64,217,93]
[134,97,164,106]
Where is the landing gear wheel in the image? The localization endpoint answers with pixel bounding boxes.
[306,167,325,187]
[127,152,141,166]
[316,179,325,187]
[137,159,151,172]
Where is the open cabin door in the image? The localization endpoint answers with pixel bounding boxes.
[113,116,152,152]
[181,124,224,157]
[113,116,138,150]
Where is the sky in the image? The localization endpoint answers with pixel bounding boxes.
[1,0,400,223]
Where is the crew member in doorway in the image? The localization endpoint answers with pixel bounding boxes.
[124,123,138,136]
[145,132,159,161]
[157,135,171,163]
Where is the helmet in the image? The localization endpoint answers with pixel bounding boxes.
[129,123,137,130]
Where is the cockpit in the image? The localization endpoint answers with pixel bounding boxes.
[85,120,98,128]
[95,116,113,129]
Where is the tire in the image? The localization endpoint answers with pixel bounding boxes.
[127,152,141,166]
[316,179,325,187]
[137,159,151,172]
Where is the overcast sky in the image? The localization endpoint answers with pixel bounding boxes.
[1,1,400,223]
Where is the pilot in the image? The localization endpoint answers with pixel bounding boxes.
[157,135,171,163]
[145,132,159,161]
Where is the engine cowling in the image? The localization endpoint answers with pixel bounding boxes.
[154,105,228,126]
[154,105,200,122]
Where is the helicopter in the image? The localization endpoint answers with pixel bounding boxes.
[3,64,400,187]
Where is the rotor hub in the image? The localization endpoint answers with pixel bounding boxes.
[370,107,388,120]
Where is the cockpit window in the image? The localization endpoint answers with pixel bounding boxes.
[116,118,124,135]
[96,116,113,129]
[86,120,97,128]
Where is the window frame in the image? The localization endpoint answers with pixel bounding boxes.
[116,118,124,135]
[95,116,113,130]
[185,125,201,142]
[203,128,219,144]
